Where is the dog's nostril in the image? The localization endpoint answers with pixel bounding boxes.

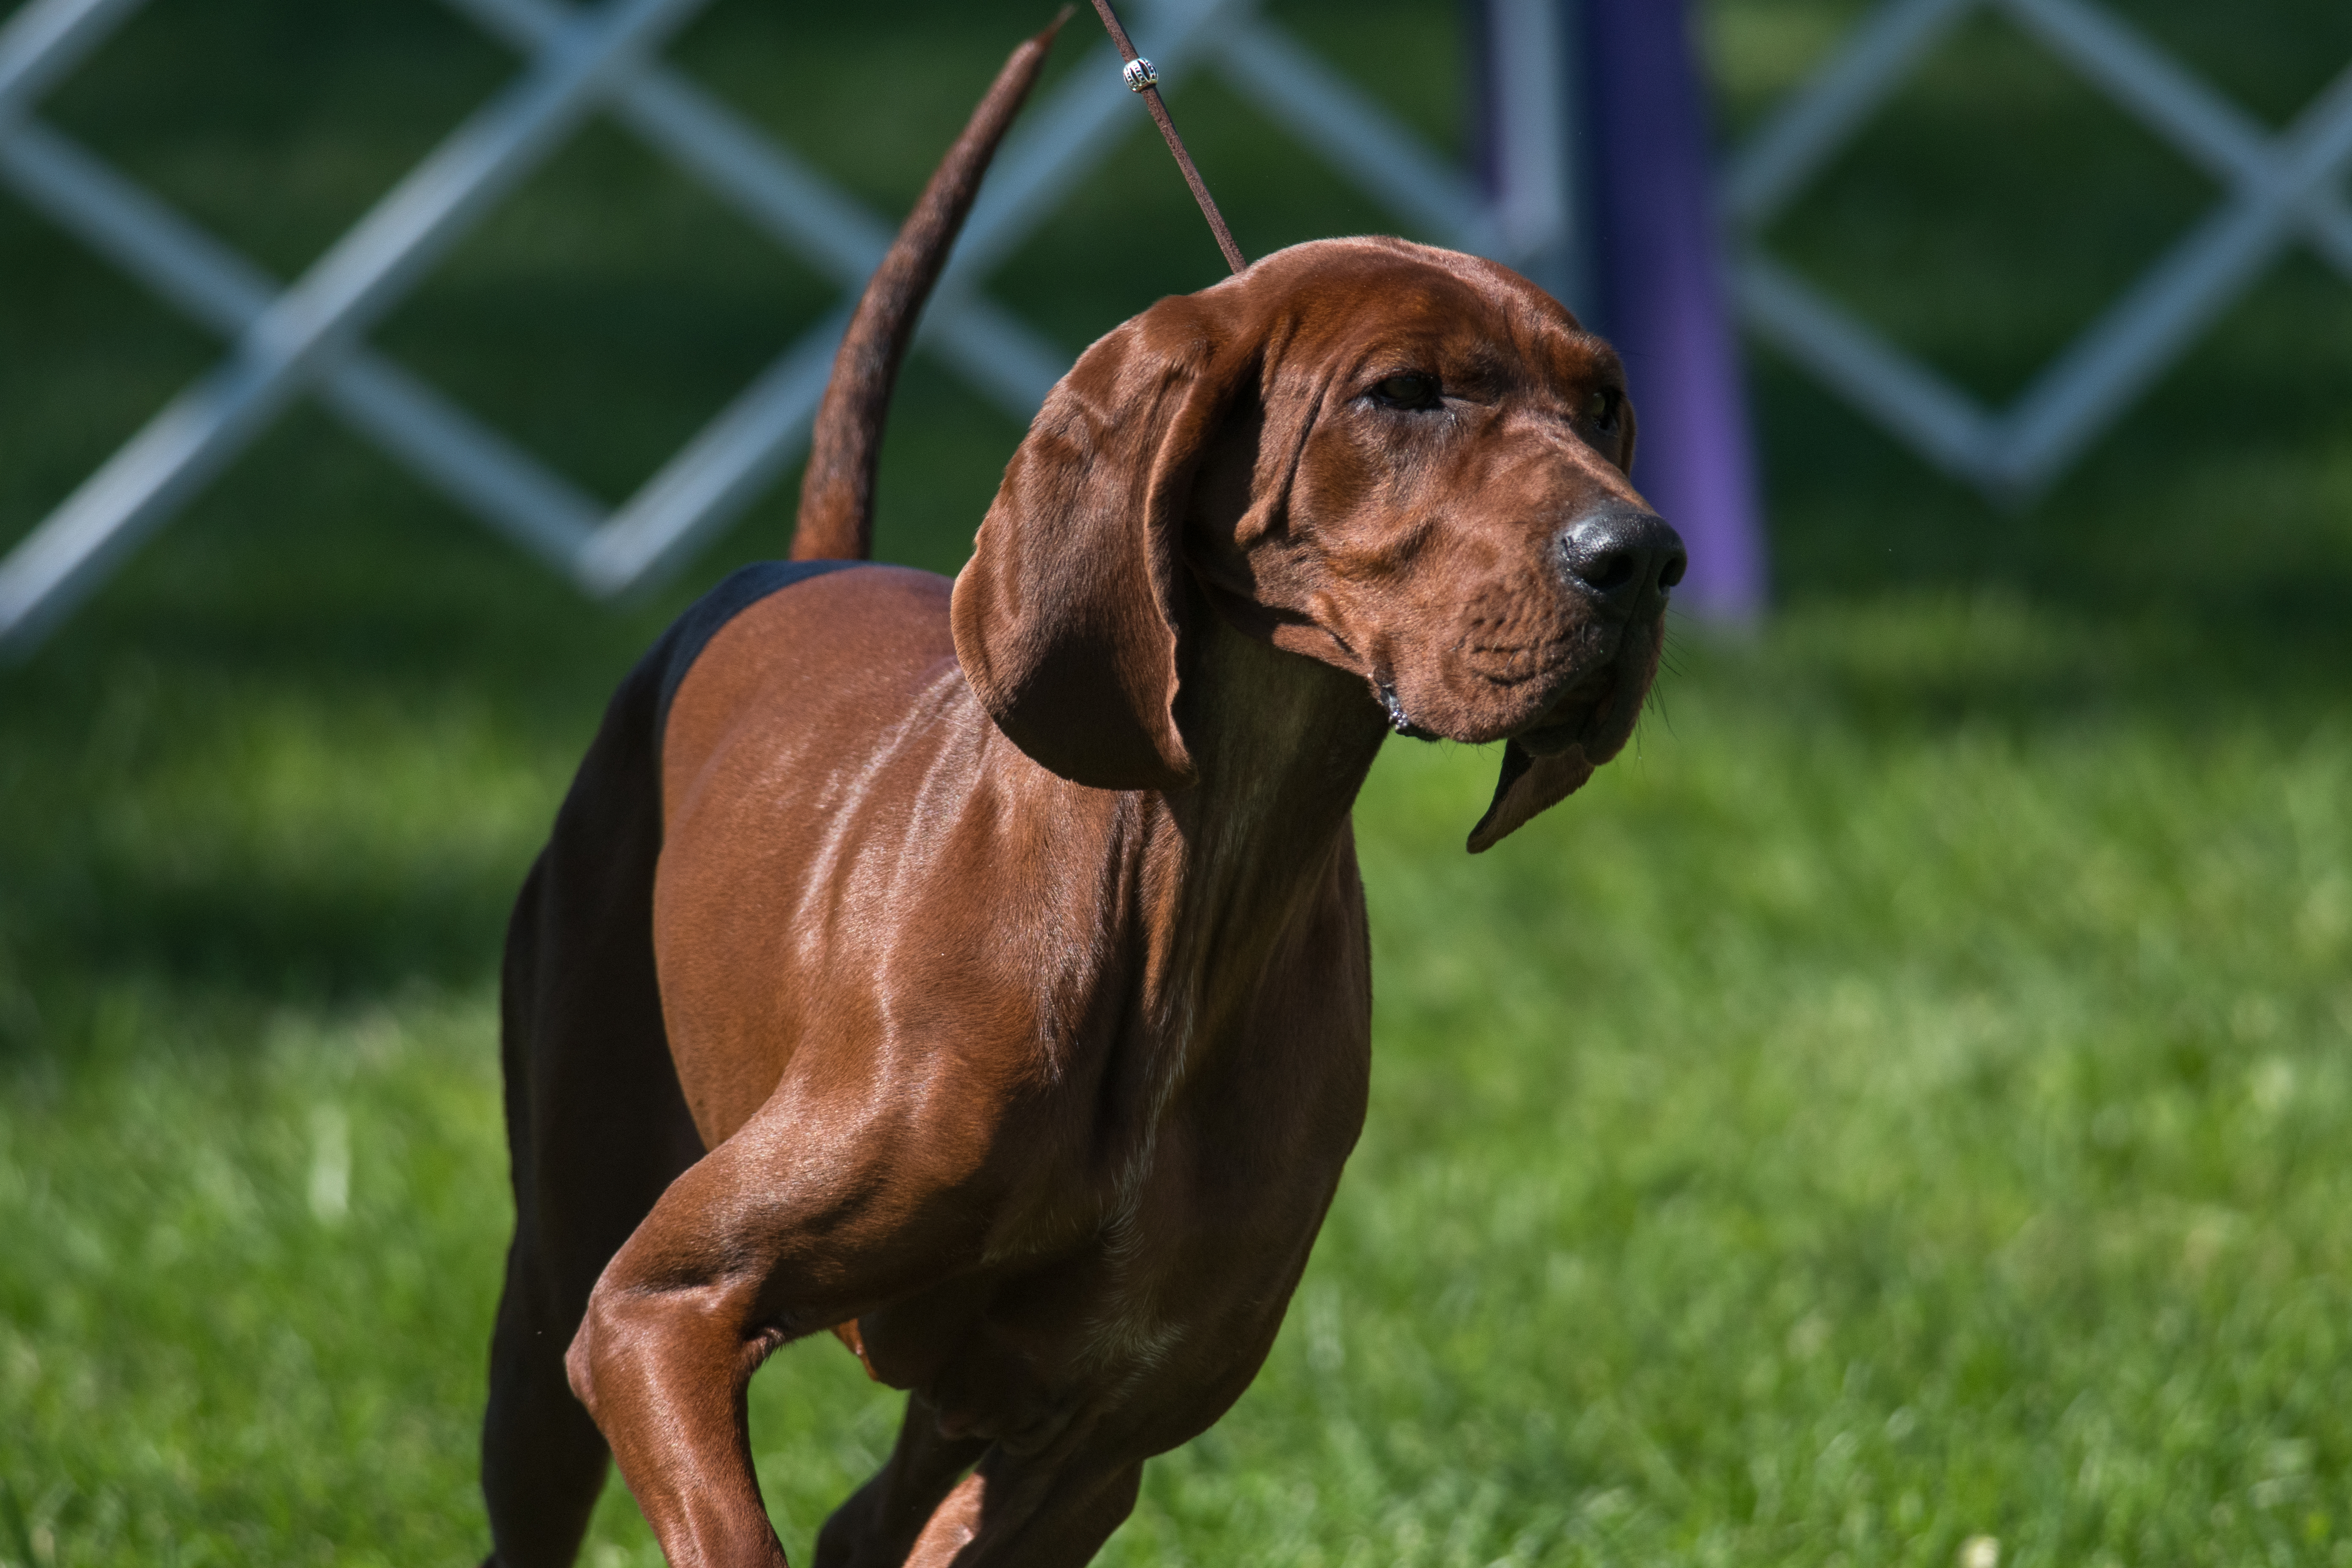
[1582,550,1639,594]
[1558,507,1687,607]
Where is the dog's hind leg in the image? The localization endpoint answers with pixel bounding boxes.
[901,1451,1145,1568]
[481,683,705,1568]
[814,1392,989,1568]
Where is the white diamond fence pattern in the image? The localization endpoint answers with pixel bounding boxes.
[0,0,1573,656]
[1725,0,2352,504]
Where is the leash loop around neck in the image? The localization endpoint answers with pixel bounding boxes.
[1086,0,1248,275]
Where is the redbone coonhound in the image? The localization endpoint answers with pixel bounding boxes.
[479,19,1684,1568]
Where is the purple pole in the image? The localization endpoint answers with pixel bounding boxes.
[1579,0,1767,619]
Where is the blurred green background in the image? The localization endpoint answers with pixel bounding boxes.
[3,0,2349,1563]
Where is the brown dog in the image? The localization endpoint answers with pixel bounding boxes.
[479,21,1684,1568]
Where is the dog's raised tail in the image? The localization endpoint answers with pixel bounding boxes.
[790,11,1070,563]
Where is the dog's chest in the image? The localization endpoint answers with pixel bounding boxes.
[870,1023,1367,1452]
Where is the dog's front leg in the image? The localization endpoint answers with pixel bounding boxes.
[567,1265,787,1568]
[568,1118,978,1567]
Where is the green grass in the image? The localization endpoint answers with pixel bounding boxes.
[4,0,2352,1563]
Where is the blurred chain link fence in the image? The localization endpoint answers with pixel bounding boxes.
[1726,0,2352,504]
[9,0,2341,653]
[0,0,1575,655]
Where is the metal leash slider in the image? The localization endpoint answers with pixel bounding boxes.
[1087,0,1247,275]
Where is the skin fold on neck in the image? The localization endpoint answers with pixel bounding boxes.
[1143,610,1389,1055]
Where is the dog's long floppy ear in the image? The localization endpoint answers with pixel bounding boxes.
[953,297,1242,791]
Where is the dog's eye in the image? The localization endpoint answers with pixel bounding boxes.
[1586,388,1620,426]
[1371,373,1441,410]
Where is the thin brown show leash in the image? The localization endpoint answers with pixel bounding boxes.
[1086,0,1248,275]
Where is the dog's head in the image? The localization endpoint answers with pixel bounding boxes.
[952,236,1684,851]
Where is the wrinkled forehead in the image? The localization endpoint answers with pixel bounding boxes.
[1244,240,1616,390]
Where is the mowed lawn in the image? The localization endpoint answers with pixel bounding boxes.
[4,0,2351,1564]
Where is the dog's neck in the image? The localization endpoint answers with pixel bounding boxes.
[1146,612,1389,1037]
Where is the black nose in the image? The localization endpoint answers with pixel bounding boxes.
[1557,506,1687,612]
